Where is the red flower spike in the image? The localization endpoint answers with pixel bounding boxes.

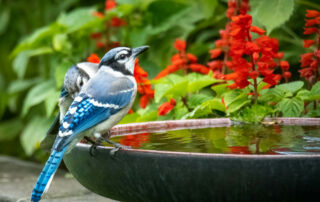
[303,39,316,48]
[210,49,223,59]
[300,53,314,67]
[158,99,176,116]
[87,54,100,63]
[306,10,320,18]
[250,26,265,35]
[174,39,186,52]
[105,0,117,10]
[139,95,149,109]
[304,27,318,35]
[280,61,290,71]
[305,19,317,27]
[187,53,197,63]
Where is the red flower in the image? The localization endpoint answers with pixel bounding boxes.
[300,53,314,67]
[303,39,315,48]
[283,71,291,79]
[304,27,318,35]
[210,49,222,59]
[280,61,290,71]
[111,17,126,27]
[187,53,197,63]
[158,99,176,116]
[87,54,100,63]
[174,39,186,52]
[249,71,259,79]
[276,52,284,59]
[250,26,265,35]
[208,60,223,70]
[306,10,320,18]
[105,0,117,10]
[134,59,154,108]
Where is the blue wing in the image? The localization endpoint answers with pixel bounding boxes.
[53,75,135,151]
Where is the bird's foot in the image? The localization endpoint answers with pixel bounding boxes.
[104,139,131,156]
[85,136,103,157]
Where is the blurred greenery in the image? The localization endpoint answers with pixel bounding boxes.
[0,0,319,161]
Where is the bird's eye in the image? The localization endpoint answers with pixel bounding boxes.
[119,54,126,60]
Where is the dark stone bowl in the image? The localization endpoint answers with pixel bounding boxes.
[63,118,320,202]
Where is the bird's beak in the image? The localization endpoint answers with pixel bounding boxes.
[132,46,149,58]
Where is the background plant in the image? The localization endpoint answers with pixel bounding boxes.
[1,0,320,161]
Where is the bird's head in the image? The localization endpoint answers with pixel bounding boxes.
[99,46,149,75]
[64,62,98,98]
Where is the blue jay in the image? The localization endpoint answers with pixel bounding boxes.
[41,62,99,150]
[31,46,149,202]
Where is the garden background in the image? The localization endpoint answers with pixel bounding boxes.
[0,0,320,162]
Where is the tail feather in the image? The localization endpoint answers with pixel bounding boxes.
[31,147,67,202]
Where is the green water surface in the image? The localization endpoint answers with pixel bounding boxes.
[110,124,320,155]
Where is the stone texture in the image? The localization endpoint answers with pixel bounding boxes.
[0,155,117,202]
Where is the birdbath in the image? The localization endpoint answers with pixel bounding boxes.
[63,118,320,202]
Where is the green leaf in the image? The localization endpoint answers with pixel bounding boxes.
[223,90,241,106]
[296,89,311,101]
[57,7,100,33]
[136,110,158,122]
[12,51,30,78]
[53,34,71,51]
[250,0,294,33]
[45,90,60,117]
[187,73,221,93]
[276,97,304,117]
[310,81,320,100]
[147,0,188,27]
[228,99,251,114]
[259,88,286,102]
[232,104,273,123]
[211,83,229,97]
[119,113,141,124]
[183,98,225,119]
[0,119,23,141]
[11,24,59,57]
[165,80,188,98]
[8,78,41,94]
[276,81,304,94]
[22,80,55,116]
[12,47,53,78]
[20,116,54,156]
[174,104,189,119]
[154,74,187,102]
[187,93,213,109]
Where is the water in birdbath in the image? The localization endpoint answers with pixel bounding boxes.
[110,124,320,155]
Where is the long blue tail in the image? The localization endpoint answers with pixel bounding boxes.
[31,147,67,202]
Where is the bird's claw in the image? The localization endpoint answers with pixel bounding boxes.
[110,143,131,156]
[89,144,98,156]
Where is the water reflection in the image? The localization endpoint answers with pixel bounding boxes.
[109,124,320,155]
